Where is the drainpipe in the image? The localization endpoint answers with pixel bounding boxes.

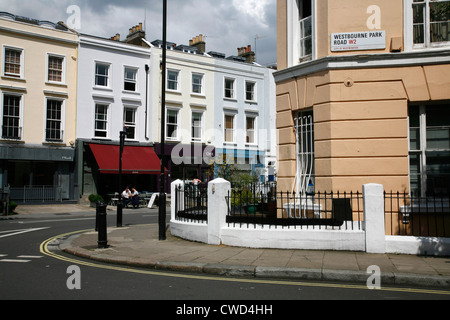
[145,64,150,140]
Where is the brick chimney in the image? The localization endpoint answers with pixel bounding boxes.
[125,23,147,46]
[189,34,206,53]
[110,33,121,41]
[238,45,255,63]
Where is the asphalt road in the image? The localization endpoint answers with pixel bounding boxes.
[1,209,449,308]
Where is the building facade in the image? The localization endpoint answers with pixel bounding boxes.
[275,0,450,197]
[213,47,276,182]
[0,12,79,201]
[150,36,217,185]
[76,28,162,200]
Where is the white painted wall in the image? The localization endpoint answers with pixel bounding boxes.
[76,35,151,142]
[170,180,450,256]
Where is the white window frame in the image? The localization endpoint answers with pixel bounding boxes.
[167,69,180,92]
[191,110,204,142]
[44,98,65,143]
[224,113,236,144]
[408,104,450,197]
[404,0,450,51]
[1,92,24,141]
[245,81,257,102]
[94,61,111,88]
[287,0,316,67]
[245,116,257,145]
[123,106,137,141]
[94,103,109,139]
[2,46,25,79]
[166,108,180,141]
[224,77,236,100]
[191,72,204,95]
[124,66,138,92]
[47,53,66,84]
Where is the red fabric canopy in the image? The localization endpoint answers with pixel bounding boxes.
[90,144,165,175]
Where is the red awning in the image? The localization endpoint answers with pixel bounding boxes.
[89,144,165,175]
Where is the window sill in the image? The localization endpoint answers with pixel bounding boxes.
[46,81,67,88]
[93,86,113,92]
[191,93,206,98]
[2,75,26,82]
[166,89,182,95]
[122,90,141,95]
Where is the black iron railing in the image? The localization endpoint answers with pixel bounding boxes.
[174,183,208,223]
[384,192,450,237]
[226,190,363,230]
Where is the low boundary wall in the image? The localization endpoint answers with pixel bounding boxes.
[170,179,450,256]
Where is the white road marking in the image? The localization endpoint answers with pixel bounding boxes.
[18,255,43,259]
[0,227,50,239]
[0,259,31,263]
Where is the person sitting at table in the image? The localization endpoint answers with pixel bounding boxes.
[122,187,132,208]
[131,187,140,209]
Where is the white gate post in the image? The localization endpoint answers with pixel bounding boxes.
[207,178,231,245]
[170,180,184,222]
[363,183,386,253]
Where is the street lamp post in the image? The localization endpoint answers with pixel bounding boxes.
[159,0,167,240]
[117,130,127,228]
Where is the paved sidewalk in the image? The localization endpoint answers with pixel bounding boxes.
[5,204,450,289]
[61,222,450,289]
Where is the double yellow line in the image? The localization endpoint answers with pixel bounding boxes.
[40,230,450,297]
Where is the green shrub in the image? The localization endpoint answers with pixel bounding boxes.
[88,194,104,203]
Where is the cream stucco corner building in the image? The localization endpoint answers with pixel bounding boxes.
[275,0,450,197]
[0,13,79,201]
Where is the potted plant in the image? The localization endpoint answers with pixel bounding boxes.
[88,194,104,208]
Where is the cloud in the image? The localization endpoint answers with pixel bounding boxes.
[232,0,271,28]
[0,0,277,65]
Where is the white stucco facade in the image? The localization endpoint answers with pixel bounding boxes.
[76,34,151,143]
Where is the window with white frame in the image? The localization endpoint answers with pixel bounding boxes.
[95,104,109,138]
[45,99,64,142]
[245,81,256,102]
[224,78,235,99]
[1,94,22,140]
[299,0,313,61]
[294,110,315,196]
[48,55,64,83]
[409,104,450,197]
[123,107,136,140]
[246,116,256,144]
[224,114,235,143]
[167,70,179,91]
[287,0,314,67]
[124,67,138,92]
[191,111,203,142]
[95,63,110,87]
[410,0,450,48]
[166,109,179,140]
[3,47,23,78]
[192,73,204,95]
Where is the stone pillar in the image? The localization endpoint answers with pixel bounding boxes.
[363,183,386,254]
[207,178,231,245]
[170,179,184,222]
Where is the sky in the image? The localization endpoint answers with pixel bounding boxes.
[1,0,277,66]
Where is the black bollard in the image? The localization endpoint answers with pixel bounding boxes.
[96,202,108,249]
